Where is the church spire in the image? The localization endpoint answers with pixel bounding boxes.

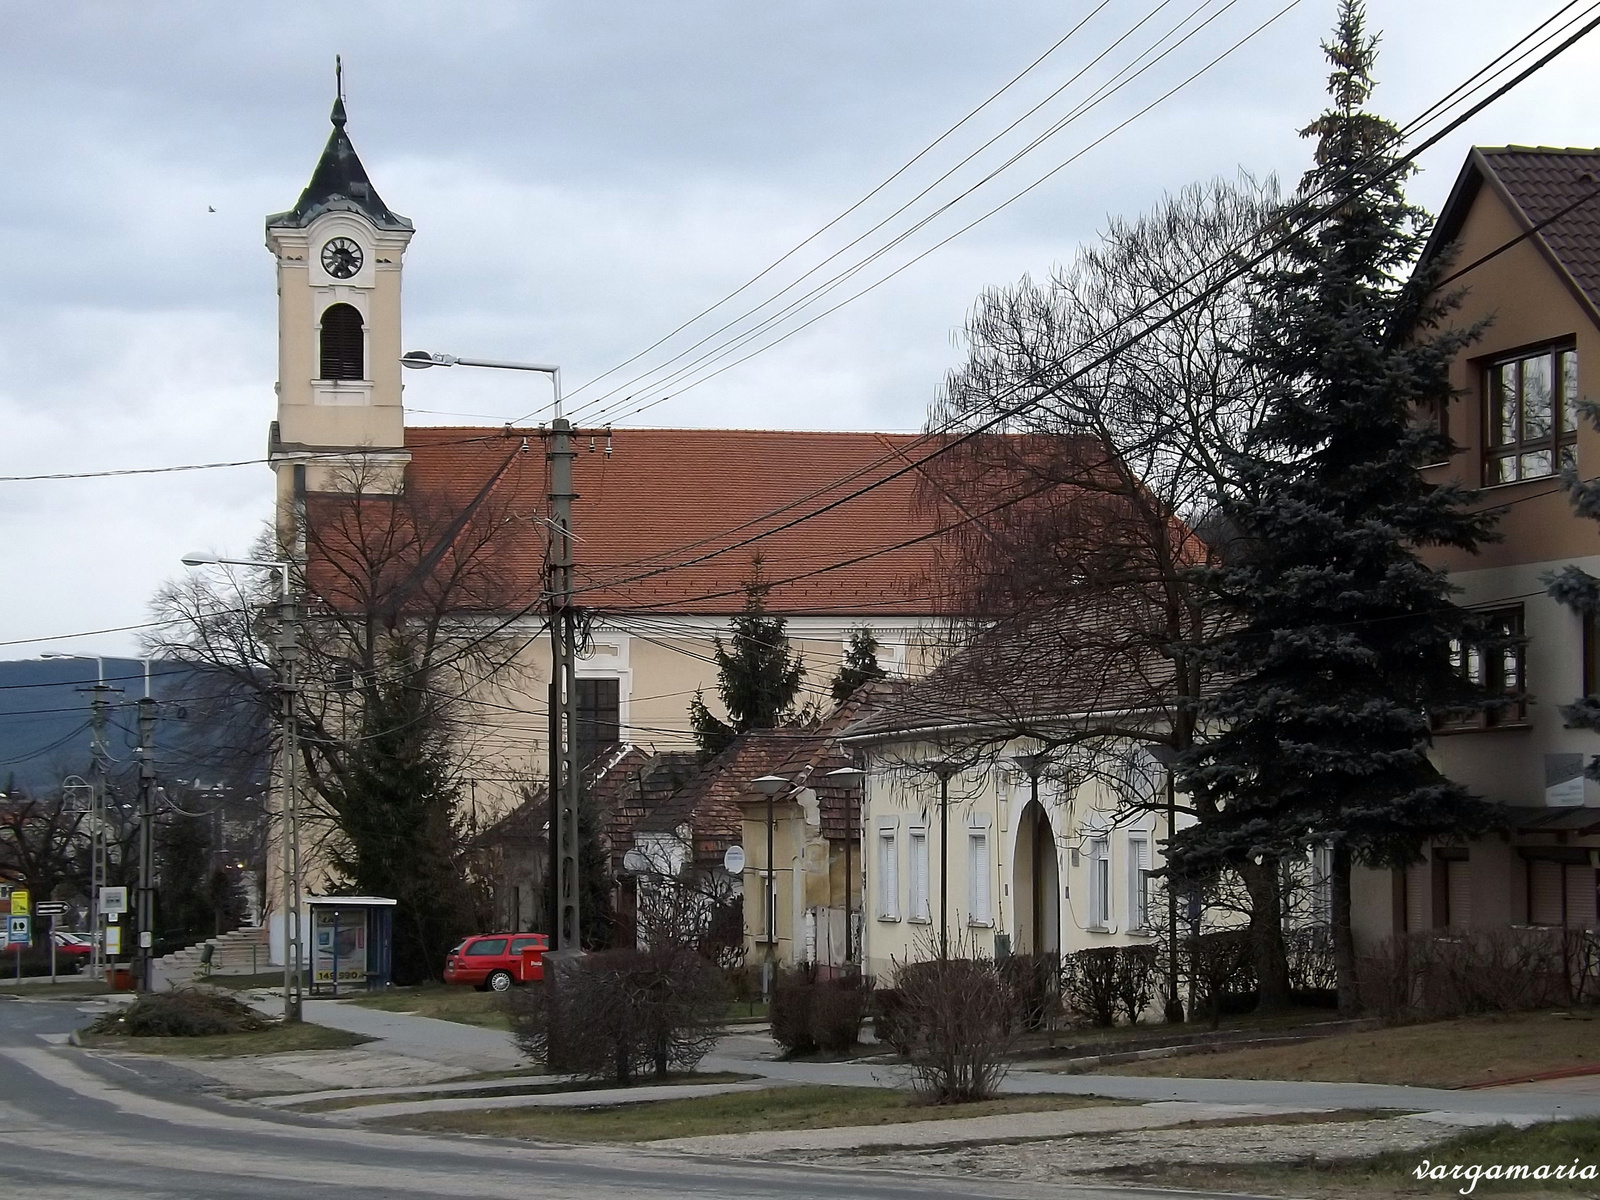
[266,62,411,232]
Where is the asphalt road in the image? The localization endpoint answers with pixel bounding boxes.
[0,996,1241,1200]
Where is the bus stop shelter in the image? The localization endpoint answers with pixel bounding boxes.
[305,896,395,995]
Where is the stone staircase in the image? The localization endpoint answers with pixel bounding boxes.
[153,925,271,987]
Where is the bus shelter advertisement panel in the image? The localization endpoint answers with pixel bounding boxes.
[312,908,367,984]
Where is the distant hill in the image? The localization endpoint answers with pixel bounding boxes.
[0,658,269,795]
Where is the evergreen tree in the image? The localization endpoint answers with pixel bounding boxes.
[324,658,480,984]
[1175,1,1499,1009]
[830,626,887,705]
[1546,428,1600,762]
[688,559,805,757]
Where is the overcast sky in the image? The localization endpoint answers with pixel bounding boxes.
[2,0,1598,660]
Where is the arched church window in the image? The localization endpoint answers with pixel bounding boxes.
[319,303,364,381]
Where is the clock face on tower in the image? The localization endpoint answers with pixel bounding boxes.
[320,237,363,279]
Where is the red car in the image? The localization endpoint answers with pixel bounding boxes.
[443,932,547,992]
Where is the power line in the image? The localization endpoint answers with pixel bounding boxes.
[555,3,1600,603]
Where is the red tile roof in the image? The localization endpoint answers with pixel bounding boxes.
[401,426,962,616]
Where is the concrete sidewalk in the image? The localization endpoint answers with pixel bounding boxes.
[299,998,527,1073]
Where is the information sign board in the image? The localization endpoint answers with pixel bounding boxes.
[105,925,121,956]
[100,887,128,916]
[6,916,30,948]
[10,889,28,917]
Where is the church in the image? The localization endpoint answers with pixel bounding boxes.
[259,90,959,953]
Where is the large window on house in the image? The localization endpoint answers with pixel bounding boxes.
[1486,344,1578,484]
[1435,605,1526,730]
[319,303,365,381]
[575,678,621,769]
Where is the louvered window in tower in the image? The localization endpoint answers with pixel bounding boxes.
[319,303,365,381]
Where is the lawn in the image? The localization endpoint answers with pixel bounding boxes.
[342,983,511,1029]
[1106,1011,1600,1089]
[385,1084,1115,1143]
[78,1021,371,1056]
[1111,1116,1600,1197]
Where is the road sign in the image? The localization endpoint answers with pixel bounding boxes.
[10,889,28,917]
[723,845,746,874]
[99,887,127,916]
[6,917,29,948]
[34,901,68,916]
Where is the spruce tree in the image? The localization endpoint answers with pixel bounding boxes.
[830,626,887,705]
[1546,428,1600,762]
[1176,0,1499,1009]
[688,559,806,757]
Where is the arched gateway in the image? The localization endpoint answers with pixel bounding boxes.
[1013,801,1060,954]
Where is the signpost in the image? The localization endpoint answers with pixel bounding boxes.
[36,902,68,984]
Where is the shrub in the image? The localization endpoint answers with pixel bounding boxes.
[891,954,1023,1102]
[90,988,270,1037]
[1356,928,1593,1020]
[1060,947,1119,1027]
[999,953,1059,1031]
[1114,944,1158,1024]
[1187,929,1255,1022]
[505,947,726,1084]
[770,965,818,1056]
[872,986,913,1055]
[812,972,872,1054]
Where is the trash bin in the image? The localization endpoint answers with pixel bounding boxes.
[109,964,134,991]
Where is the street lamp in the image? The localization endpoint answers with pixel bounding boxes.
[1143,742,1185,1025]
[927,760,960,963]
[750,774,789,999]
[825,766,865,966]
[402,350,583,957]
[182,553,301,1022]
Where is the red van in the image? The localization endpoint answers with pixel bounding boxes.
[443,932,547,992]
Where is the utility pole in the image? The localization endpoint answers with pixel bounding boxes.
[179,555,301,1020]
[548,405,581,955]
[87,666,113,981]
[397,351,583,954]
[136,663,157,991]
[277,586,303,1022]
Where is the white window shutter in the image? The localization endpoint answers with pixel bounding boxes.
[910,831,930,921]
[878,832,898,919]
[1128,838,1149,930]
[968,832,990,923]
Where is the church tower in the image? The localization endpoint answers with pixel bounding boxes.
[266,85,412,508]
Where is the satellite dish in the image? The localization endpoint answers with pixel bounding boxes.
[723,845,746,874]
[623,848,649,874]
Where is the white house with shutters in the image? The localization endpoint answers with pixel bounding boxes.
[843,726,1180,978]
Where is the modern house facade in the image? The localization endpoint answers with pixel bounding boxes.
[1353,145,1600,944]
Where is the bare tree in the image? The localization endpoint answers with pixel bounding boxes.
[146,452,545,981]
[905,176,1297,1006]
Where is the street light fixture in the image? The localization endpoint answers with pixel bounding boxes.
[401,350,583,958]
[183,553,302,1022]
[750,774,789,999]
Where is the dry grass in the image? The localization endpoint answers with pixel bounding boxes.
[1107,1117,1600,1197]
[79,1021,370,1056]
[342,983,510,1029]
[385,1084,1116,1143]
[1107,1010,1600,1089]
[297,1072,754,1112]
